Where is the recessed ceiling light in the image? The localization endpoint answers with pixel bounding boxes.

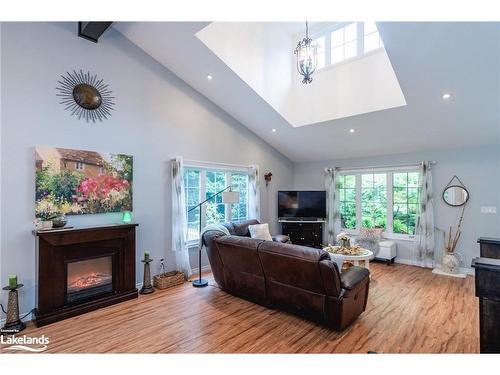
[441,93,452,100]
[207,75,213,80]
[349,128,355,133]
[272,128,277,133]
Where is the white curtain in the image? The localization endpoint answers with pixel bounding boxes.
[414,161,435,268]
[171,157,192,278]
[248,165,261,221]
[325,167,341,245]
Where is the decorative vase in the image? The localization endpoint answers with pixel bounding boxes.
[41,220,53,230]
[33,219,43,230]
[52,215,67,228]
[442,252,461,274]
[340,239,351,248]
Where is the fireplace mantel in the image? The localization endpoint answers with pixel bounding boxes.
[34,224,138,326]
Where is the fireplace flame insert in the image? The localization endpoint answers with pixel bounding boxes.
[66,256,114,304]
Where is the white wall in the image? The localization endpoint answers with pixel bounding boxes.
[289,49,406,127]
[0,22,294,319]
[294,145,500,270]
[196,22,293,121]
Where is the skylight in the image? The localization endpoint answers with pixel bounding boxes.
[196,22,406,128]
[309,22,385,69]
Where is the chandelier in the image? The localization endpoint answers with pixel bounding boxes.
[294,22,319,84]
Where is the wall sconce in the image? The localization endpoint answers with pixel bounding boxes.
[264,172,273,187]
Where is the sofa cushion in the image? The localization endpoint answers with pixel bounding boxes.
[257,241,333,318]
[215,235,266,303]
[232,219,260,237]
[222,222,236,235]
[249,223,273,241]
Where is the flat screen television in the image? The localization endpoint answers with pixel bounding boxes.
[278,190,326,220]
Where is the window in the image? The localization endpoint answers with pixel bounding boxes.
[331,23,358,64]
[230,172,249,222]
[205,170,227,226]
[361,173,387,229]
[75,162,84,171]
[364,22,384,53]
[339,174,356,229]
[393,172,419,235]
[310,22,384,70]
[338,168,420,239]
[183,165,249,243]
[313,36,326,69]
[184,168,201,242]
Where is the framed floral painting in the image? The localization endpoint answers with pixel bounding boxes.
[35,146,133,217]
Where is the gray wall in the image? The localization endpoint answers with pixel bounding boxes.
[294,145,500,269]
[0,22,294,317]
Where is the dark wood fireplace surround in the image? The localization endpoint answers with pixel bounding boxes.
[34,224,138,327]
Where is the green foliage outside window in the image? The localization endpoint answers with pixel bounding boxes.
[339,174,356,229]
[339,170,419,235]
[393,172,419,235]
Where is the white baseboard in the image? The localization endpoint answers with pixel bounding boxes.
[394,258,474,275]
[432,268,467,278]
[191,264,212,275]
[394,258,426,267]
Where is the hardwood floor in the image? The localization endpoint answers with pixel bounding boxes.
[17,263,478,353]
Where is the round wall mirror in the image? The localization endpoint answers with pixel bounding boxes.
[443,185,469,207]
[73,83,102,110]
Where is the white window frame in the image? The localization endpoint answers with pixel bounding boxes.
[339,166,419,241]
[184,161,249,247]
[309,22,384,72]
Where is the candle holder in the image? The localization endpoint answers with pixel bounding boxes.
[1,284,26,334]
[140,259,155,295]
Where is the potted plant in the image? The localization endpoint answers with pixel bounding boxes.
[35,198,60,230]
[441,206,465,274]
[336,232,351,248]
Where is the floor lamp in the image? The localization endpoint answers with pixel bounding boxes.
[188,186,240,288]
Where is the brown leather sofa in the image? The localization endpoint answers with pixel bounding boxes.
[203,219,370,330]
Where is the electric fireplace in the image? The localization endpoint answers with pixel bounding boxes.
[34,224,138,327]
[66,256,114,303]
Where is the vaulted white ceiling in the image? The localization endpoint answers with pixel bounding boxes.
[114,22,500,162]
[195,22,406,127]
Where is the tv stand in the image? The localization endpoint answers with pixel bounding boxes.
[280,221,323,248]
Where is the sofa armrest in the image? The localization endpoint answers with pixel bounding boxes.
[341,266,370,290]
[272,234,290,243]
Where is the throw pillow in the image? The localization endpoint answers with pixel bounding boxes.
[357,227,383,256]
[359,227,383,240]
[248,223,273,241]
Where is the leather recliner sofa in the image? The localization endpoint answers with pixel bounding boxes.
[203,219,370,330]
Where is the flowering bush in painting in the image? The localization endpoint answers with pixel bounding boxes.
[35,147,133,216]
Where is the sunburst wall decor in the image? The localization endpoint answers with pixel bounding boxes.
[56,70,115,123]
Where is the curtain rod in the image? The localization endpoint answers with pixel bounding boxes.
[325,161,437,172]
[182,158,250,169]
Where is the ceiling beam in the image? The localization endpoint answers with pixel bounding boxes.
[78,22,113,43]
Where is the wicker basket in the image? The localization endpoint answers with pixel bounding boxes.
[153,271,185,290]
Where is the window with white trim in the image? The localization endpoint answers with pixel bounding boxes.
[183,165,249,243]
[339,168,420,238]
[364,22,384,53]
[75,162,84,171]
[310,22,384,69]
[331,23,358,64]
